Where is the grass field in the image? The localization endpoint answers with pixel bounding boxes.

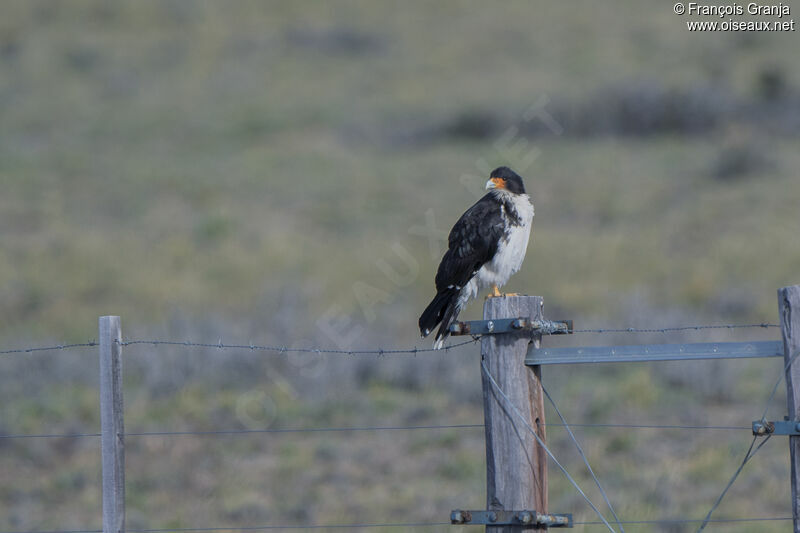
[1,1,799,531]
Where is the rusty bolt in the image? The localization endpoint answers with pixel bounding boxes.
[753,421,771,435]
[518,511,533,524]
[551,515,570,526]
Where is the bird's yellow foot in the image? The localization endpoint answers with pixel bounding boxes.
[486,284,502,299]
[503,292,519,297]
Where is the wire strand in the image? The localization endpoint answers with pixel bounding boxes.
[117,338,479,355]
[114,322,779,355]
[0,524,455,533]
[0,421,751,441]
[695,435,773,532]
[0,431,101,440]
[480,360,617,533]
[576,516,791,526]
[0,530,103,533]
[694,348,799,531]
[125,523,451,531]
[543,385,625,533]
[0,342,97,355]
[0,425,485,441]
[572,323,779,334]
[124,424,483,437]
[760,348,800,423]
[547,422,749,431]
[0,322,776,357]
[2,516,793,533]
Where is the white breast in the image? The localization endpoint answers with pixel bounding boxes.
[475,193,534,290]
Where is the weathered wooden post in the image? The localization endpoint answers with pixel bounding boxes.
[481,295,548,531]
[99,316,125,533]
[779,285,800,532]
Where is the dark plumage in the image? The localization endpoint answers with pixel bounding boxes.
[490,166,526,194]
[419,167,534,348]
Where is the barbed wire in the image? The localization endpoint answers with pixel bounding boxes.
[0,321,780,358]
[0,320,790,532]
[126,523,452,531]
[0,524,454,533]
[117,337,480,355]
[113,322,780,355]
[0,342,97,356]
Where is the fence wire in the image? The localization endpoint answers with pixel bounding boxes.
[0,342,97,356]
[0,320,792,532]
[543,385,625,533]
[117,338,480,355]
[572,323,779,334]
[481,359,618,532]
[575,516,792,526]
[0,421,759,441]
[0,321,781,359]
[1,515,794,533]
[694,347,800,531]
[126,522,452,531]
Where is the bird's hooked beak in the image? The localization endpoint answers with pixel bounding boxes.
[485,177,504,190]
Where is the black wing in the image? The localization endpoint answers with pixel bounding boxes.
[434,194,505,291]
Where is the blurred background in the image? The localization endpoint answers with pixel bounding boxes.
[1,1,799,531]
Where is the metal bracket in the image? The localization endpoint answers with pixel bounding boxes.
[449,318,573,336]
[753,419,800,436]
[450,509,572,528]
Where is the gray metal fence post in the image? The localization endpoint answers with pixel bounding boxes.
[99,316,125,533]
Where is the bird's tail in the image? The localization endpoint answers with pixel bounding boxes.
[419,288,461,350]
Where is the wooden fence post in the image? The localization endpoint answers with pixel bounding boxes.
[481,295,547,532]
[779,286,800,532]
[99,316,125,533]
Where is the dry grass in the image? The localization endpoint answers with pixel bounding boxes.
[1,1,799,531]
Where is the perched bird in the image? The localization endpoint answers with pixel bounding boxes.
[419,167,534,349]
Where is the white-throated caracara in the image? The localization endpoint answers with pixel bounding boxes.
[419,166,534,349]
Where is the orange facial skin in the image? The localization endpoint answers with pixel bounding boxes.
[489,177,507,189]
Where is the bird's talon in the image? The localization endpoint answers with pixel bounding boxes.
[486,284,502,298]
[419,167,532,348]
